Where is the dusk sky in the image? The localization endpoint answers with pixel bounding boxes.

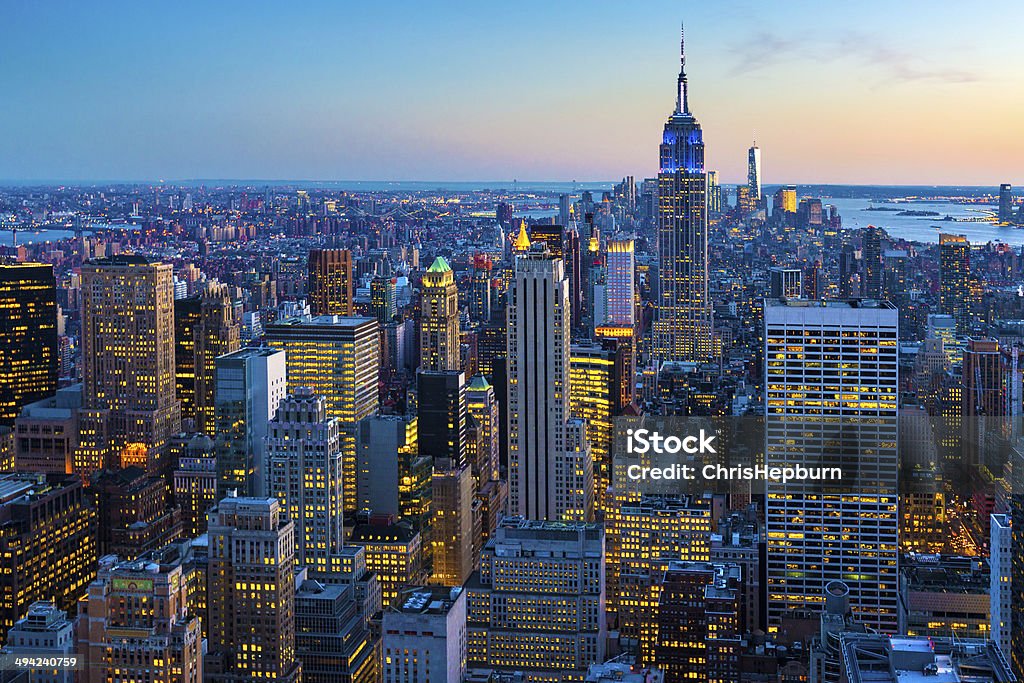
[2,1,1022,185]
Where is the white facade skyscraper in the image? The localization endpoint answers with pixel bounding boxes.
[991,513,1012,659]
[764,299,899,633]
[214,347,287,498]
[507,244,592,521]
[266,388,344,577]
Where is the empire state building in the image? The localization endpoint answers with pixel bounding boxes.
[652,26,713,363]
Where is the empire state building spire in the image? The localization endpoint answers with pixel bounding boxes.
[676,23,689,114]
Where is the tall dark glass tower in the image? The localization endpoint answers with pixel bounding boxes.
[0,262,57,426]
[653,26,713,363]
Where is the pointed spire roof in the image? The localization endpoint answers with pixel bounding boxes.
[676,22,689,115]
[426,256,451,273]
[514,219,532,251]
[467,375,491,391]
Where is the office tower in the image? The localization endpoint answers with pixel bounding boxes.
[382,586,467,683]
[604,238,636,328]
[899,403,946,553]
[0,262,57,427]
[607,495,712,655]
[882,249,908,302]
[466,375,500,479]
[559,193,573,226]
[963,338,1002,471]
[308,248,354,316]
[420,256,461,372]
[349,520,424,607]
[774,185,797,218]
[747,141,762,201]
[92,467,183,560]
[508,245,592,521]
[653,561,742,683]
[466,518,607,680]
[861,225,885,298]
[796,197,823,229]
[706,170,722,214]
[570,340,628,512]
[213,347,286,498]
[469,254,493,323]
[355,415,431,530]
[768,267,803,299]
[430,459,473,587]
[77,554,203,683]
[266,316,379,513]
[78,255,180,478]
[0,474,96,642]
[991,513,1012,661]
[940,233,971,334]
[371,275,397,324]
[529,223,583,331]
[205,496,301,683]
[14,384,80,475]
[295,579,378,683]
[416,370,467,466]
[653,28,713,364]
[174,281,240,433]
[172,433,217,537]
[736,185,754,215]
[0,602,76,683]
[266,388,344,576]
[1000,184,1014,223]
[764,299,899,633]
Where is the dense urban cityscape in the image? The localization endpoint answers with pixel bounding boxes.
[1,13,1024,683]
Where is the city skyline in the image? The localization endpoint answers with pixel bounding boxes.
[3,1,1023,185]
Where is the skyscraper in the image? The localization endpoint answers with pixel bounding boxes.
[604,238,636,328]
[429,459,474,587]
[764,299,899,633]
[370,275,397,324]
[174,280,240,433]
[0,262,57,427]
[939,233,971,334]
[78,255,180,478]
[265,316,380,513]
[0,474,97,643]
[465,518,606,680]
[653,27,713,363]
[999,184,1014,223]
[213,347,286,498]
[266,388,345,576]
[205,496,301,683]
[416,370,467,467]
[508,244,591,521]
[355,414,431,530]
[420,256,461,372]
[308,248,354,316]
[747,141,762,202]
[77,553,203,683]
[862,225,885,298]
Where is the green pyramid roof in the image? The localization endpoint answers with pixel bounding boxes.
[427,256,452,273]
[467,375,491,391]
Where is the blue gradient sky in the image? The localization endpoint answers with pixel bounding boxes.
[2,1,1022,185]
